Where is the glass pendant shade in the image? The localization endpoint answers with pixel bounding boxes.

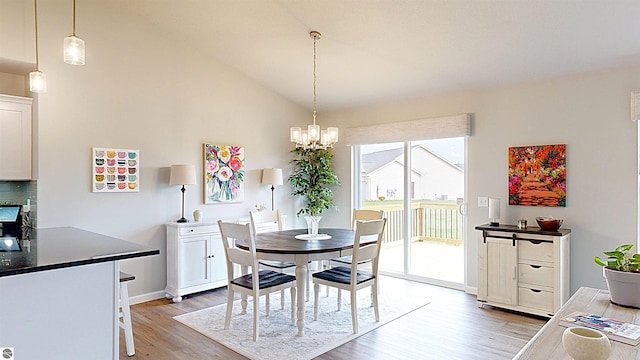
[29,70,46,93]
[308,124,320,142]
[290,127,301,142]
[64,35,85,65]
[327,127,339,143]
[320,130,328,145]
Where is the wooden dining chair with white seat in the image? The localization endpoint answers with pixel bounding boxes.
[249,209,303,305]
[312,218,387,334]
[217,220,297,341]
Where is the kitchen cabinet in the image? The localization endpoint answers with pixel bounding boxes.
[476,224,570,317]
[165,222,227,302]
[0,94,32,180]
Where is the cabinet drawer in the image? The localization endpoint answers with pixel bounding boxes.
[518,287,554,312]
[519,240,553,263]
[179,225,218,236]
[519,263,553,288]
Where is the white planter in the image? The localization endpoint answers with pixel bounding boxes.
[603,267,640,308]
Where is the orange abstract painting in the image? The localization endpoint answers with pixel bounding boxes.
[508,144,566,207]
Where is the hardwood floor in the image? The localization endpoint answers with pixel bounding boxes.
[120,277,546,359]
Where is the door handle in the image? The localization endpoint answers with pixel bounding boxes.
[457,201,467,216]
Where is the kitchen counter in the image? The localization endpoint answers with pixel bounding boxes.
[0,226,159,276]
[0,227,159,360]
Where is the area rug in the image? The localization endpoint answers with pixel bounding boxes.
[173,289,429,360]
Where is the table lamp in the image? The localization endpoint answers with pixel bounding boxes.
[261,168,283,211]
[170,164,197,223]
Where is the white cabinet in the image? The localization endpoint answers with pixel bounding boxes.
[165,222,227,302]
[476,224,570,317]
[0,94,32,180]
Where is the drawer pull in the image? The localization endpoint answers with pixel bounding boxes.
[190,229,194,232]
[530,289,542,293]
[529,265,542,269]
[528,240,542,245]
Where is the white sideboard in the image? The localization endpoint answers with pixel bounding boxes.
[165,221,227,302]
[476,224,570,317]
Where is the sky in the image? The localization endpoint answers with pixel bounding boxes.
[362,137,465,165]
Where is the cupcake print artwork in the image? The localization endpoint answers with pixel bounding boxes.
[92,147,140,192]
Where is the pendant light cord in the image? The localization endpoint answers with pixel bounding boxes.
[312,33,318,126]
[34,0,39,71]
[72,0,76,35]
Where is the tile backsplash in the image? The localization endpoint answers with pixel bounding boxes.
[0,180,37,227]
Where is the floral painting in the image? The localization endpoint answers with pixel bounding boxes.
[204,144,244,204]
[508,144,566,207]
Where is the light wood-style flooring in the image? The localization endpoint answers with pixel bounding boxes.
[120,277,546,359]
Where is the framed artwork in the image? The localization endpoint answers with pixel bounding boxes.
[204,144,245,204]
[508,144,566,207]
[92,147,139,192]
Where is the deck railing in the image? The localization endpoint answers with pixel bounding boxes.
[363,202,464,245]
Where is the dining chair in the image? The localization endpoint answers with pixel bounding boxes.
[327,209,385,296]
[312,218,387,334]
[249,210,303,304]
[330,209,385,265]
[217,220,297,341]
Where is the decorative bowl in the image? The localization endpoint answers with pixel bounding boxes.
[562,327,611,360]
[536,217,563,231]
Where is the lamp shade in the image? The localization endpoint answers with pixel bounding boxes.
[262,168,283,186]
[169,164,197,185]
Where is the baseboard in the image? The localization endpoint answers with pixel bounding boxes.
[465,286,477,296]
[128,290,166,306]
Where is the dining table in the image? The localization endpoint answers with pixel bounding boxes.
[236,227,365,337]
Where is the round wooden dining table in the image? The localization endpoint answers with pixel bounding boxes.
[236,228,357,337]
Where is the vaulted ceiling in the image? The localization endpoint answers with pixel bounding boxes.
[120,0,640,112]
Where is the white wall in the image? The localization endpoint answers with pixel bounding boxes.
[1,1,310,299]
[3,0,639,300]
[325,65,639,295]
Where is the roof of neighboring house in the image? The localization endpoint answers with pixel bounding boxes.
[361,145,463,175]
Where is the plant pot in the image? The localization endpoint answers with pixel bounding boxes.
[603,267,640,308]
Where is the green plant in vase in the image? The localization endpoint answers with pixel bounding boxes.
[288,147,340,235]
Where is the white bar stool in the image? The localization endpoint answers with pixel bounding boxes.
[119,271,135,356]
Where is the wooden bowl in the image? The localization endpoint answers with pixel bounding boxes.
[536,217,563,231]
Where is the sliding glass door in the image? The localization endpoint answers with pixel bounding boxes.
[356,137,465,287]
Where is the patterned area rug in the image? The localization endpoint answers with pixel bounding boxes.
[173,288,429,360]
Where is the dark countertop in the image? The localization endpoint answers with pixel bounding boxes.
[0,227,160,277]
[475,223,571,236]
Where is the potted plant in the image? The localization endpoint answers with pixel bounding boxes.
[288,147,340,235]
[594,244,640,308]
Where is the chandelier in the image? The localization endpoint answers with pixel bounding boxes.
[290,31,338,149]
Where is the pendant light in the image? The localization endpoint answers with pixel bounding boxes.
[29,0,46,93]
[64,0,85,65]
[290,31,338,149]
